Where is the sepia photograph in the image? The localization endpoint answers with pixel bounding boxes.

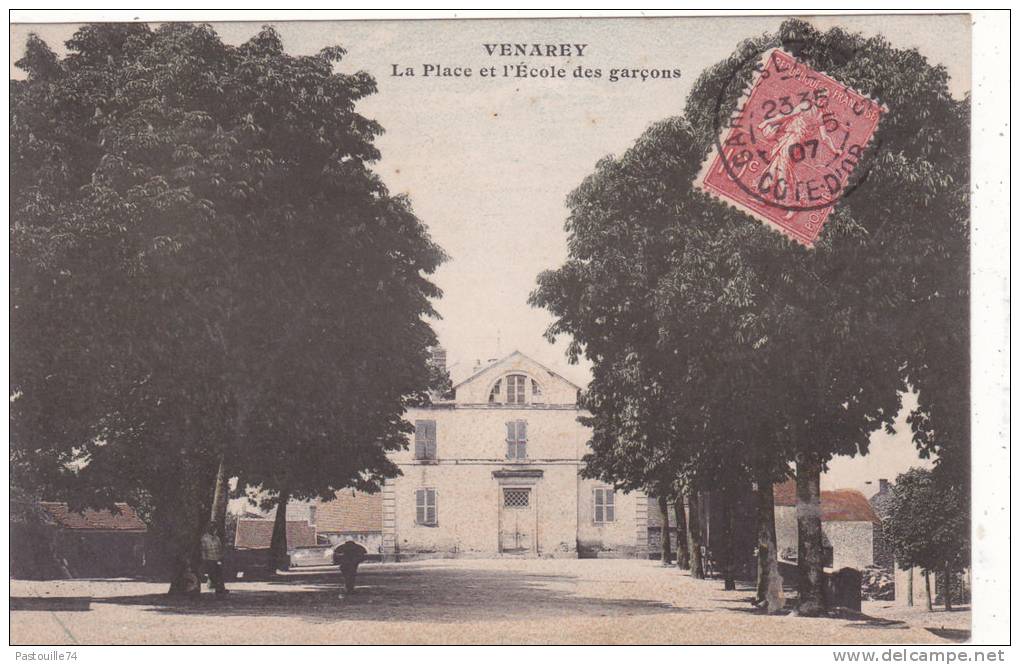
[7,10,1009,651]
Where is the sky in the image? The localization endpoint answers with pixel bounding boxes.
[10,15,971,494]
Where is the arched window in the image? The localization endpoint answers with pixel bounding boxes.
[506,374,527,404]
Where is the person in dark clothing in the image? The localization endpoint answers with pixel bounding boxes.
[200,522,228,595]
[333,540,367,597]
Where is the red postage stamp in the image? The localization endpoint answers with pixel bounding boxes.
[696,49,884,247]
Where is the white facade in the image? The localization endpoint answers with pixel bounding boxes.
[382,351,647,560]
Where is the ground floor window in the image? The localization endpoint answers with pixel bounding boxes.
[594,487,615,524]
[415,488,437,525]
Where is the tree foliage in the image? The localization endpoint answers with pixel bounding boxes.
[11,23,446,570]
[531,19,968,613]
[885,468,969,581]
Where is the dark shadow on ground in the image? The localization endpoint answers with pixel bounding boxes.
[9,597,92,612]
[16,564,712,624]
[925,627,970,642]
[725,601,911,630]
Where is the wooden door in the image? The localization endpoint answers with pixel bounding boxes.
[499,487,533,554]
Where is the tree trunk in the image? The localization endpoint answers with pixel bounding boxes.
[674,494,690,570]
[657,494,673,565]
[943,562,953,611]
[906,566,914,607]
[720,486,736,590]
[167,501,211,595]
[209,454,230,538]
[795,452,825,616]
[755,478,779,604]
[686,488,705,580]
[924,570,933,611]
[269,489,291,572]
[165,452,217,596]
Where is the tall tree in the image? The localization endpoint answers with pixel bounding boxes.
[533,19,967,615]
[672,492,690,570]
[884,468,969,611]
[682,19,968,614]
[656,493,673,565]
[11,24,446,588]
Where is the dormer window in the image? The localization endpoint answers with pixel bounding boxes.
[506,374,527,404]
[485,370,547,405]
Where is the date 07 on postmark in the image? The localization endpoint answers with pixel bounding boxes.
[696,49,884,247]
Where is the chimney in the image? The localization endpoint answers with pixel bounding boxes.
[878,478,890,493]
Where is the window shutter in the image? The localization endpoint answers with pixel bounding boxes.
[426,421,437,459]
[606,491,615,522]
[594,488,604,523]
[414,421,426,459]
[518,420,527,458]
[415,420,437,459]
[415,489,425,524]
[427,489,437,525]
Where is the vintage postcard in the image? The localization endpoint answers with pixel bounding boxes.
[7,10,1009,652]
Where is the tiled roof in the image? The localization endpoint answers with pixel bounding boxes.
[773,480,880,523]
[451,350,581,391]
[39,502,147,531]
[315,491,382,533]
[234,519,317,549]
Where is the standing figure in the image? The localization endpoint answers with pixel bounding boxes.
[200,522,228,596]
[333,540,368,597]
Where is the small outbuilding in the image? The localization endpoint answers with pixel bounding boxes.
[773,480,881,570]
[10,500,148,579]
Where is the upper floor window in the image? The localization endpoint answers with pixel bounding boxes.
[507,374,527,404]
[506,419,527,460]
[414,419,437,460]
[488,379,502,403]
[531,379,543,403]
[594,487,616,524]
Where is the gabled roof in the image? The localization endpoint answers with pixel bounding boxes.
[451,350,580,391]
[315,491,382,533]
[39,502,147,532]
[773,480,880,523]
[234,518,317,550]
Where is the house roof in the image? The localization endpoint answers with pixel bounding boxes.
[38,502,147,532]
[773,480,880,523]
[234,518,317,550]
[315,491,382,533]
[451,350,581,391]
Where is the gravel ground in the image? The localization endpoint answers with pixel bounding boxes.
[10,558,969,645]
